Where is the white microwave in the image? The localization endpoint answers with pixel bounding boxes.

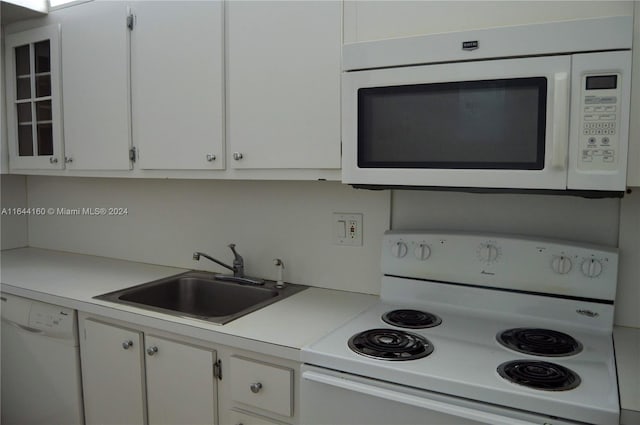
[342,17,632,195]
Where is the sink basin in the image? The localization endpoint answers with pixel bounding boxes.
[95,272,307,324]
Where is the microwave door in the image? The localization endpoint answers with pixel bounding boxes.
[342,56,572,190]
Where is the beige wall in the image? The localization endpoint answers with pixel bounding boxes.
[25,177,390,294]
[1,175,28,250]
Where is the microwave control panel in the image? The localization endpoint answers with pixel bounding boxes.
[578,74,622,171]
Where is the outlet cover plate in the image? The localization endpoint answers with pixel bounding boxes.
[333,213,363,246]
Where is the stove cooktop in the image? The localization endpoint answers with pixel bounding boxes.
[302,231,620,424]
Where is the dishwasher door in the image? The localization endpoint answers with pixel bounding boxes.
[1,294,84,425]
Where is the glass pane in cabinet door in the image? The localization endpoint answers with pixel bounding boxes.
[34,40,50,73]
[16,76,31,100]
[37,124,53,156]
[15,45,30,75]
[18,125,34,156]
[35,75,51,97]
[17,103,32,124]
[36,100,52,121]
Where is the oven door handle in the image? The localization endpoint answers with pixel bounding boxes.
[302,370,540,425]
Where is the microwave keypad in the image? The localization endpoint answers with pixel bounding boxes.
[579,90,621,171]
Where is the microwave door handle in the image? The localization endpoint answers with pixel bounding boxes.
[302,370,540,425]
[551,72,570,170]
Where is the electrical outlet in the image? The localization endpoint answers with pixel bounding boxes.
[333,213,363,246]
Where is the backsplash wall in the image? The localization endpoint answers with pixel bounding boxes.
[24,177,391,294]
[9,176,637,327]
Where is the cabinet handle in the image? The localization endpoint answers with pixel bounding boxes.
[250,382,262,393]
[122,340,133,350]
[146,346,158,356]
[232,152,243,161]
[49,157,58,164]
[206,154,216,162]
[65,157,73,163]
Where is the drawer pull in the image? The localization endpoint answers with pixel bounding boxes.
[250,382,263,393]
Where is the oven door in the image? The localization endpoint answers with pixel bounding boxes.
[300,365,581,425]
[342,56,571,190]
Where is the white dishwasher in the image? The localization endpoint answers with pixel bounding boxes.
[1,293,84,424]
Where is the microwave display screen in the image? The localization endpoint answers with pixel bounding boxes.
[586,75,617,90]
[357,78,547,170]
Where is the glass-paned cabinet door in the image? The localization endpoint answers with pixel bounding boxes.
[4,25,64,170]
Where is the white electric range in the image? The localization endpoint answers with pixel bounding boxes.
[301,231,619,425]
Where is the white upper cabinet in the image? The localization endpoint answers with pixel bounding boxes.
[4,24,64,170]
[226,1,341,169]
[131,1,225,170]
[344,1,635,43]
[627,2,640,187]
[60,1,132,170]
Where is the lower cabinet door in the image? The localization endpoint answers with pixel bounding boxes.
[145,335,217,425]
[81,320,146,425]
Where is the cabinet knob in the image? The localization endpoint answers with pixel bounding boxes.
[49,157,58,164]
[232,152,243,161]
[250,382,262,393]
[206,154,216,162]
[122,340,133,350]
[65,157,73,163]
[146,346,158,356]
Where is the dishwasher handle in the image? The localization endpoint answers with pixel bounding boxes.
[302,370,541,425]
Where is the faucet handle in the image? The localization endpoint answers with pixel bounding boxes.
[228,244,241,260]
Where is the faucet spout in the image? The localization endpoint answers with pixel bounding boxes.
[192,251,235,273]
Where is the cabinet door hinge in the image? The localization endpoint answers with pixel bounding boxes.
[129,147,137,163]
[213,359,222,380]
[127,13,135,30]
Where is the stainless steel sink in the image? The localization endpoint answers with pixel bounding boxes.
[95,271,307,324]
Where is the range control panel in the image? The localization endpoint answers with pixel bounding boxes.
[579,73,622,171]
[381,231,619,302]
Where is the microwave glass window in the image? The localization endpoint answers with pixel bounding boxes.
[357,78,547,170]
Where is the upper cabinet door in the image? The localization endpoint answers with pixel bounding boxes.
[4,25,64,170]
[131,1,225,170]
[627,2,640,187]
[226,1,341,169]
[61,1,132,170]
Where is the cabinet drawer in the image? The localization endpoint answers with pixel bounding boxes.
[230,356,293,417]
[228,409,286,425]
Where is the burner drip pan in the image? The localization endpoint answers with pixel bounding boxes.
[382,309,442,329]
[348,328,434,361]
[498,360,581,391]
[497,328,583,357]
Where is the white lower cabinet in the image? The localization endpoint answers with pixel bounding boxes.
[81,319,146,424]
[80,316,217,425]
[220,350,298,425]
[144,335,216,425]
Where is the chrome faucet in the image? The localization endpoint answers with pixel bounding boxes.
[193,244,264,285]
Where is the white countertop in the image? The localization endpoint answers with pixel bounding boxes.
[0,247,377,360]
[614,326,640,418]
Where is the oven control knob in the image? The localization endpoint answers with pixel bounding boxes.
[478,243,499,263]
[414,243,431,261]
[551,255,572,274]
[581,258,603,278]
[391,241,408,258]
